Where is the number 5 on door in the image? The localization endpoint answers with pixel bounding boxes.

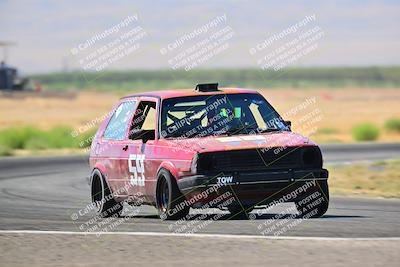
[128,154,145,186]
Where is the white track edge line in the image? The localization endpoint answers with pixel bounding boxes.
[0,230,399,241]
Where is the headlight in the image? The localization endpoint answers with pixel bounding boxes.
[301,147,322,168]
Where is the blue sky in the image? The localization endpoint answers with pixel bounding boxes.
[0,0,399,74]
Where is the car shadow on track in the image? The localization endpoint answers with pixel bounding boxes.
[121,213,366,221]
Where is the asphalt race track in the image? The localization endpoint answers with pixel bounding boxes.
[0,142,399,237]
[0,143,399,266]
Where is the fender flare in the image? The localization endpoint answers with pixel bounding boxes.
[157,161,179,179]
[93,162,107,177]
[90,167,113,197]
[154,161,179,198]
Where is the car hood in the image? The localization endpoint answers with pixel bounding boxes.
[165,131,316,153]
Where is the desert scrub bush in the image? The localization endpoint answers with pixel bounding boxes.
[352,123,380,141]
[77,128,97,148]
[0,125,80,151]
[0,127,43,149]
[46,126,77,148]
[24,137,51,150]
[0,144,13,156]
[384,118,400,133]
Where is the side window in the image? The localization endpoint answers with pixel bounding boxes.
[103,101,136,140]
[129,101,157,140]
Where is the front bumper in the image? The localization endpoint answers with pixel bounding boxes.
[177,169,328,192]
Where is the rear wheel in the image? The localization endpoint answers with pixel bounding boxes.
[91,169,123,218]
[156,169,189,220]
[295,180,329,218]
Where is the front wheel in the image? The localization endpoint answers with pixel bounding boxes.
[295,180,329,218]
[156,169,189,220]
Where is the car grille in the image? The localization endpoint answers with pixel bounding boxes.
[197,146,321,173]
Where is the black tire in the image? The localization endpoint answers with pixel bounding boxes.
[227,205,254,219]
[295,180,329,218]
[91,169,123,218]
[156,169,190,220]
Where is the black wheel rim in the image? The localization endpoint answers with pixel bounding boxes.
[91,176,104,212]
[160,177,169,212]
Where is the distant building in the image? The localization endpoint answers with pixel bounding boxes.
[0,61,18,90]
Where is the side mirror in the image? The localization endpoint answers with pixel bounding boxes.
[141,134,149,144]
[284,120,292,130]
[140,130,155,143]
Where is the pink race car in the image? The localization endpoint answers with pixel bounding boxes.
[89,84,329,220]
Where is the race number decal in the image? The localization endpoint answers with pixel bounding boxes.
[128,154,145,186]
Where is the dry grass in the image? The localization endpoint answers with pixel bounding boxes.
[0,88,400,143]
[327,159,400,198]
[0,91,119,130]
[261,88,400,143]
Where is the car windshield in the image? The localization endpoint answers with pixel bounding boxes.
[160,93,289,138]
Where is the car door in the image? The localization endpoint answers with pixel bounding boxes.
[121,97,160,202]
[100,99,137,195]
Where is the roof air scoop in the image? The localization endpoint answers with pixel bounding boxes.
[195,83,219,92]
